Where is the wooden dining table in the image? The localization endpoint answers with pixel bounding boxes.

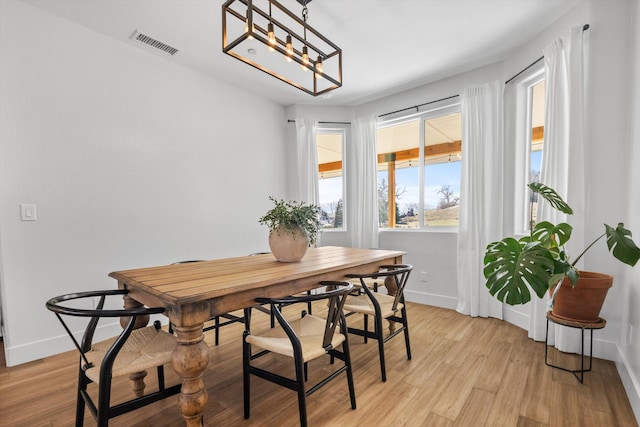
[108,245,405,426]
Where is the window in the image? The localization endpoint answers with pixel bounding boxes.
[317,127,346,229]
[528,79,545,228]
[377,103,461,228]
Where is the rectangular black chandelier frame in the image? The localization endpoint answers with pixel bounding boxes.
[222,0,342,96]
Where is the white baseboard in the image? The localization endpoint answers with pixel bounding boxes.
[503,306,530,329]
[617,346,640,423]
[404,290,458,310]
[3,320,152,367]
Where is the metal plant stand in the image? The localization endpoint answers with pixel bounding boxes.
[544,311,607,383]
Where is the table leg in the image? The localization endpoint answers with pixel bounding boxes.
[121,294,150,396]
[171,323,209,427]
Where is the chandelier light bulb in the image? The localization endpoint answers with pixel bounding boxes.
[315,55,323,79]
[301,46,309,71]
[267,23,276,51]
[285,35,293,62]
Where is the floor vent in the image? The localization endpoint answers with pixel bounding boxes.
[130,30,179,56]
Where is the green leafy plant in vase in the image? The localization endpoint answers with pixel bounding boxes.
[259,197,322,262]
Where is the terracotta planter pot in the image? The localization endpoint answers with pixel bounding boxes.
[550,271,613,322]
[268,226,309,262]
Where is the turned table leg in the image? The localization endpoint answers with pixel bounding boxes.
[172,323,209,427]
[121,294,150,396]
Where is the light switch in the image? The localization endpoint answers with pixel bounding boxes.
[20,204,37,221]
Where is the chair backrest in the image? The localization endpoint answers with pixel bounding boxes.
[346,264,413,311]
[46,290,165,371]
[254,281,353,350]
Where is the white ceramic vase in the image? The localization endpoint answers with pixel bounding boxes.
[268,226,309,262]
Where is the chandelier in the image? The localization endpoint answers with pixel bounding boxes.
[222,0,342,97]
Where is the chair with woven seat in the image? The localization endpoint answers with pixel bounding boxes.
[46,289,181,427]
[242,281,356,427]
[344,264,413,382]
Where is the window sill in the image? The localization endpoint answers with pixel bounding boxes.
[379,227,458,234]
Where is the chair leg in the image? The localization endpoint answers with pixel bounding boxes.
[342,341,357,410]
[375,316,387,382]
[157,365,166,390]
[97,377,112,427]
[363,314,369,344]
[294,355,308,427]
[243,332,251,420]
[75,367,88,427]
[215,316,221,346]
[402,308,412,360]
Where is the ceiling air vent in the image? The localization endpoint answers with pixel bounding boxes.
[129,30,179,56]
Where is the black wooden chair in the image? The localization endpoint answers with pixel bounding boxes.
[242,281,356,427]
[45,289,180,427]
[344,264,413,382]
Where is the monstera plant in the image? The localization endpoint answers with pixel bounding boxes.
[483,183,640,313]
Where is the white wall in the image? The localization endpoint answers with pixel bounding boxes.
[0,1,289,366]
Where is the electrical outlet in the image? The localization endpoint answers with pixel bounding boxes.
[420,271,428,283]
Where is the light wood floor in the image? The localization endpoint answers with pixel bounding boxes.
[0,303,637,426]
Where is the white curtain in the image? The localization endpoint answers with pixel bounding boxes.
[528,27,586,353]
[295,118,320,245]
[457,81,505,318]
[350,116,379,249]
[295,118,319,204]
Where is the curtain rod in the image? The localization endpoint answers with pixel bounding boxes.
[505,24,589,85]
[378,94,460,118]
[287,120,351,125]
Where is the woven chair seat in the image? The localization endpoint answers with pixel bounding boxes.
[343,293,403,318]
[347,277,384,289]
[246,314,346,362]
[86,326,176,383]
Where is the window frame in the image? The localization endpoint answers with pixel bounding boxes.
[512,63,545,234]
[377,100,461,231]
[316,124,348,231]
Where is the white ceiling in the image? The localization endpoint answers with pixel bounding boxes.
[21,0,581,107]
